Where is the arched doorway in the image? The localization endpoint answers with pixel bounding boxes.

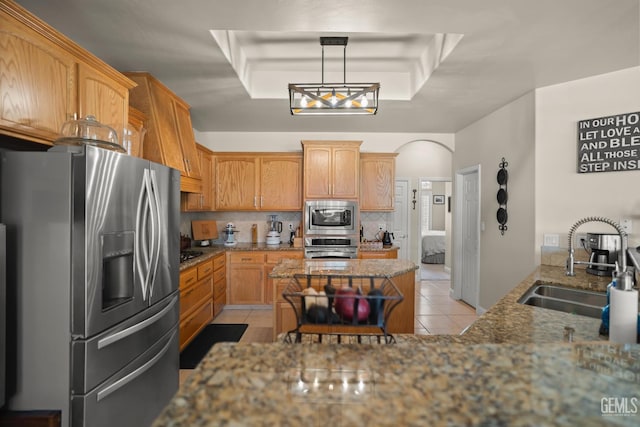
[393,140,453,277]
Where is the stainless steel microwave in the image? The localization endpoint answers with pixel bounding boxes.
[304,200,358,235]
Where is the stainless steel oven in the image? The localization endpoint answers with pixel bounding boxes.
[304,236,358,259]
[304,200,358,235]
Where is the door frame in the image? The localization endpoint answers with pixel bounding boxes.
[452,165,481,309]
[416,177,451,265]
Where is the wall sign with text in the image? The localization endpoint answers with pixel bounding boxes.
[577,111,640,173]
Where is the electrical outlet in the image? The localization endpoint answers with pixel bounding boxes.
[378,223,386,230]
[543,234,559,247]
[620,218,633,234]
[575,233,587,249]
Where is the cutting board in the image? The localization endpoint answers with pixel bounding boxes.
[192,220,218,241]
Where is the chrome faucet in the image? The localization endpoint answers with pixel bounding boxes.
[566,217,629,283]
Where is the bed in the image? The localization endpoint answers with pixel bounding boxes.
[421,230,446,264]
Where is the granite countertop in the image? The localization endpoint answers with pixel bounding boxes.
[269,258,418,278]
[157,262,639,425]
[156,341,639,426]
[179,243,303,270]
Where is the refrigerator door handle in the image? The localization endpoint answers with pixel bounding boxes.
[134,169,147,296]
[96,295,177,349]
[147,169,162,299]
[96,328,176,402]
[134,169,151,299]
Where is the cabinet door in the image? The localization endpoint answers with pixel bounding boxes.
[173,101,201,179]
[265,251,303,305]
[78,63,129,143]
[184,145,213,211]
[360,154,396,211]
[216,157,259,210]
[260,155,302,210]
[0,14,75,143]
[275,302,298,341]
[228,264,264,304]
[199,148,213,210]
[303,146,332,198]
[332,146,359,198]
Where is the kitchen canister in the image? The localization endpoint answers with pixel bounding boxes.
[609,285,639,344]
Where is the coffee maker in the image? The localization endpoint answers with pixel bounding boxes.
[586,233,620,276]
[266,215,282,245]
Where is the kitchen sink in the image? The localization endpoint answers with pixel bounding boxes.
[518,283,606,319]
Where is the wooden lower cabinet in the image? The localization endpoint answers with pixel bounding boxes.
[227,252,265,305]
[212,252,226,316]
[227,250,304,306]
[273,278,299,341]
[179,258,214,351]
[265,251,304,305]
[359,248,398,259]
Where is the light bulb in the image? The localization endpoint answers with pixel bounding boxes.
[361,95,368,107]
[300,95,307,108]
[331,89,337,106]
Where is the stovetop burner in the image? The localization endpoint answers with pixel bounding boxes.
[180,250,203,263]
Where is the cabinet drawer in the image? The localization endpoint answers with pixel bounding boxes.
[266,251,303,264]
[179,267,198,290]
[214,278,226,299]
[213,267,225,284]
[180,278,213,319]
[197,259,214,279]
[179,300,213,351]
[213,253,225,271]
[229,252,264,264]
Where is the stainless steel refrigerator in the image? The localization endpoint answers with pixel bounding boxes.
[0,145,180,427]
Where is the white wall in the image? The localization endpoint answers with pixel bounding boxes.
[454,92,537,309]
[535,67,640,256]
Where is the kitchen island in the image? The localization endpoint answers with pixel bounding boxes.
[269,258,418,340]
[155,262,640,426]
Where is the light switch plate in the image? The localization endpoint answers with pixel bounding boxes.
[543,233,560,247]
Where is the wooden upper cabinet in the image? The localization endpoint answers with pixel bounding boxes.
[215,153,302,211]
[173,100,201,180]
[183,143,213,211]
[0,2,134,146]
[302,140,361,199]
[360,153,398,211]
[125,72,201,193]
[78,63,129,143]
[259,155,302,210]
[215,156,259,210]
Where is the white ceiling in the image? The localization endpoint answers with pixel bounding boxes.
[15,0,640,133]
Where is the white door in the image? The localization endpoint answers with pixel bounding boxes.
[392,179,410,260]
[454,166,480,308]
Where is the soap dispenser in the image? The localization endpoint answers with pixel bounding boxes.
[609,270,638,344]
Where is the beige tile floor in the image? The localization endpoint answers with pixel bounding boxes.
[180,263,477,381]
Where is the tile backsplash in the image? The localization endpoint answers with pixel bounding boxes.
[181,211,301,244]
[181,210,393,243]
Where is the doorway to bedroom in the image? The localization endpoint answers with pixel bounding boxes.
[418,178,452,281]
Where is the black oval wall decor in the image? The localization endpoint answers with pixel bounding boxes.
[497,188,508,205]
[497,157,508,235]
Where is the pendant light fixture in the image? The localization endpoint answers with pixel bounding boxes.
[288,37,380,115]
